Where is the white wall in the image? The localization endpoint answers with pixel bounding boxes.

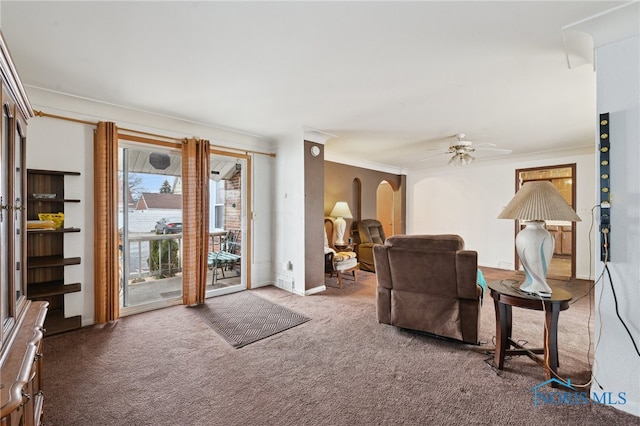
[26,87,273,326]
[28,114,94,322]
[593,34,640,416]
[251,152,275,288]
[406,148,597,279]
[272,128,306,295]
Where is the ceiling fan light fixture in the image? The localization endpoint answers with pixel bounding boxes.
[463,153,475,165]
[448,152,475,167]
[421,132,509,165]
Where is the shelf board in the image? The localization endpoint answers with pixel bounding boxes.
[28,281,81,298]
[42,308,82,336]
[27,227,81,234]
[27,169,81,176]
[28,198,81,203]
[27,256,81,269]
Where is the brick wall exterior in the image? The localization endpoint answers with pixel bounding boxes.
[224,170,242,244]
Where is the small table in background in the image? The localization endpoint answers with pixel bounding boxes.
[334,242,356,252]
[209,229,227,251]
[488,280,573,386]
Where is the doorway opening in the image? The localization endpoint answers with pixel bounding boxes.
[376,180,396,238]
[515,164,576,279]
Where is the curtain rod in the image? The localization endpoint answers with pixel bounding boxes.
[33,109,276,158]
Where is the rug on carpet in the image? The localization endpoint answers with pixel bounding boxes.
[191,291,311,348]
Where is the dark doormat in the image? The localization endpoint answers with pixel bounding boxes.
[191,291,311,348]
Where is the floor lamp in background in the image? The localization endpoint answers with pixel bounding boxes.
[498,181,581,297]
[330,201,353,248]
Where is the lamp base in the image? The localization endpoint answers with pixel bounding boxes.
[519,282,552,298]
[334,216,347,246]
[516,221,554,298]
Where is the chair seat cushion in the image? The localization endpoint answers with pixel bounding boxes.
[334,256,358,271]
[208,251,241,265]
[334,251,357,262]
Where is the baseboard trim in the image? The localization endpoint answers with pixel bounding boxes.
[304,285,326,296]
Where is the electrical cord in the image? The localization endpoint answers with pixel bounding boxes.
[544,207,605,389]
[604,264,640,357]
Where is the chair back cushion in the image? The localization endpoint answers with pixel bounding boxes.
[358,219,386,244]
[373,234,480,344]
[384,234,463,251]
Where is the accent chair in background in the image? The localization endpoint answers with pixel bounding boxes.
[373,234,481,344]
[357,219,386,272]
[324,217,359,287]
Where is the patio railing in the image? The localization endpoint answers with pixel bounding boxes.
[121,233,183,306]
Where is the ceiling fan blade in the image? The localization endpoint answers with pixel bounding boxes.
[474,147,512,155]
[472,142,497,148]
[417,150,450,162]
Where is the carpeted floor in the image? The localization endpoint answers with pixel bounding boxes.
[41,268,637,425]
[191,291,310,348]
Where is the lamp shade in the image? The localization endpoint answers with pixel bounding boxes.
[330,201,353,219]
[498,181,580,297]
[497,181,581,222]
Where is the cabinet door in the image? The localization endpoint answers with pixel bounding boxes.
[0,94,27,342]
[1,102,9,331]
[12,115,26,304]
[561,227,573,256]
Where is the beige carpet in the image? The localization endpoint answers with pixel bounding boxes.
[41,269,637,425]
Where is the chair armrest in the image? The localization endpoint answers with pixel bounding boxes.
[372,244,392,289]
[456,250,479,300]
[359,242,376,249]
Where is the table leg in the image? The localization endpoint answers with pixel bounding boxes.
[494,300,512,369]
[544,302,561,383]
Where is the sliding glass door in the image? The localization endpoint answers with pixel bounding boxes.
[118,142,184,314]
[206,152,248,297]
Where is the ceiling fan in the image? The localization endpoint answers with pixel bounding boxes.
[419,133,512,166]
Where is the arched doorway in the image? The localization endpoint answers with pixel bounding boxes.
[376,180,395,238]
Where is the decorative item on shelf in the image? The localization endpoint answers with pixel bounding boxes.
[27,219,56,230]
[38,212,65,229]
[498,181,581,297]
[329,201,353,246]
[33,193,56,199]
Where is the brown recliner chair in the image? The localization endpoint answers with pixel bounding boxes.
[357,219,386,272]
[373,234,480,344]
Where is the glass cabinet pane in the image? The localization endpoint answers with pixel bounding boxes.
[1,106,9,328]
[14,121,25,302]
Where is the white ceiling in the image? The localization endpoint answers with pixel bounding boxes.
[1,1,629,172]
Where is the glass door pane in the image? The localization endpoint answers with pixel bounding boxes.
[206,153,247,297]
[118,143,183,313]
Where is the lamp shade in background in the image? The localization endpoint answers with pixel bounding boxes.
[498,181,581,297]
[330,201,353,246]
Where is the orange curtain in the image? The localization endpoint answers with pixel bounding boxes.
[93,121,120,323]
[181,138,210,305]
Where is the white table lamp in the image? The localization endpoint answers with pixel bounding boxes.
[330,201,353,246]
[498,181,581,297]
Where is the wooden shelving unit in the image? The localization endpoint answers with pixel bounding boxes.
[26,169,82,335]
